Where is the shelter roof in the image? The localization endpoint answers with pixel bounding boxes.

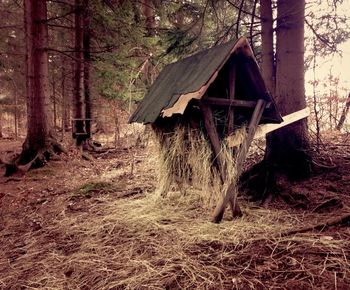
[130,37,282,124]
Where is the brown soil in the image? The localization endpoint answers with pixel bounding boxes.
[0,134,349,290]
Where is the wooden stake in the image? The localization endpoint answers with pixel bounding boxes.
[201,102,238,218]
[228,59,237,134]
[202,98,258,108]
[201,103,226,179]
[212,99,266,223]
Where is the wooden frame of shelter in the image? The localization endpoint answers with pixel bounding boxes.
[130,37,309,223]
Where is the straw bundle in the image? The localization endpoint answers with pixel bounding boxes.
[152,123,246,209]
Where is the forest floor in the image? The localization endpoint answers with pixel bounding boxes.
[0,133,350,290]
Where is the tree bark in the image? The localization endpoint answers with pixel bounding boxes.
[312,42,321,148]
[83,0,92,139]
[265,0,310,179]
[52,78,57,130]
[61,56,67,134]
[14,86,18,139]
[61,64,66,140]
[0,106,3,138]
[3,0,66,176]
[19,0,52,164]
[336,93,350,131]
[73,0,85,145]
[260,0,275,95]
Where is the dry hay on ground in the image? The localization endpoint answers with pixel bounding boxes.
[1,133,350,290]
[153,125,241,209]
[1,188,349,290]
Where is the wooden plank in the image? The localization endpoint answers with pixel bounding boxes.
[228,60,237,134]
[227,107,310,147]
[202,98,258,108]
[201,103,226,180]
[212,99,266,223]
[201,100,242,218]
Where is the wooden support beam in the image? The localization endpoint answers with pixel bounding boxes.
[201,102,239,218]
[228,60,237,134]
[202,98,258,108]
[227,107,310,147]
[201,103,226,180]
[212,99,266,223]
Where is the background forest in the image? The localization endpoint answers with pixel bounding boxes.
[1,0,350,289]
[0,0,349,144]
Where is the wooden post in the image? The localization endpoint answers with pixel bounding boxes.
[201,103,226,179]
[228,59,237,134]
[212,99,266,223]
[202,98,258,108]
[201,101,239,218]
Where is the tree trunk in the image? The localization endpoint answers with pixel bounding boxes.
[265,0,310,179]
[83,0,92,139]
[329,74,333,129]
[0,106,3,138]
[14,88,18,139]
[61,76,66,140]
[260,0,275,95]
[95,97,107,134]
[61,56,66,140]
[336,93,350,131]
[73,0,85,145]
[20,0,51,163]
[9,0,65,174]
[53,78,57,131]
[312,42,321,148]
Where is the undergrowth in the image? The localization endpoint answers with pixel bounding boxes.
[2,193,349,289]
[71,181,119,198]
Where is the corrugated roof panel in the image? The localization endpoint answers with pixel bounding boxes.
[129,39,236,124]
[129,37,282,125]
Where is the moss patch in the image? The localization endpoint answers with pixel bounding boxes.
[71,181,122,198]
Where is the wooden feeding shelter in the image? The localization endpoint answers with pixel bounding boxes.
[130,37,309,223]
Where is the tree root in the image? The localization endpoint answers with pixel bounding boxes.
[280,212,350,237]
[240,155,314,205]
[82,139,104,153]
[82,151,94,161]
[239,160,276,202]
[4,139,67,176]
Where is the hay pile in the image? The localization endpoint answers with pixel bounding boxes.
[2,190,349,289]
[153,124,240,209]
[2,130,350,289]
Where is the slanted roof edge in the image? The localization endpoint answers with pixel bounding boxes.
[161,37,254,118]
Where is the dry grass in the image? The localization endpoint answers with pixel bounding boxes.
[1,190,349,290]
[153,125,242,209]
[1,134,350,290]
